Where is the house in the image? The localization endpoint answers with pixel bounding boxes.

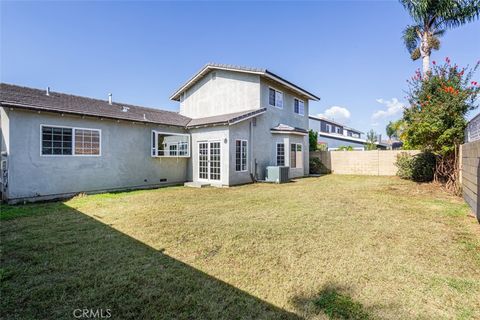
[309,115,366,150]
[0,64,320,203]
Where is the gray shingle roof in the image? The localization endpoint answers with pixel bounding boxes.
[271,123,308,134]
[0,83,191,127]
[187,108,266,128]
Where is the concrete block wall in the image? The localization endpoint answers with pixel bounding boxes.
[310,150,420,176]
[460,140,480,221]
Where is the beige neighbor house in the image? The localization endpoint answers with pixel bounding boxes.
[0,64,320,203]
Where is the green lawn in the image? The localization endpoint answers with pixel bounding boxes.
[1,176,479,320]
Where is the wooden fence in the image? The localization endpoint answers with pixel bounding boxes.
[460,140,480,221]
[310,150,420,176]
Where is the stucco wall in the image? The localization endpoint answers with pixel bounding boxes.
[260,78,309,131]
[4,108,188,201]
[228,120,253,185]
[257,78,310,178]
[180,70,261,119]
[311,150,420,176]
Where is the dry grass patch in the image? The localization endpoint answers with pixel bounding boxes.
[1,175,479,319]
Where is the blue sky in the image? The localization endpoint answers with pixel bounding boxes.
[1,1,479,136]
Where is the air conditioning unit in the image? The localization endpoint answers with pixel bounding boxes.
[265,166,289,183]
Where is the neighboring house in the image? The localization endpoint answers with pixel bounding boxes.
[309,115,366,150]
[0,63,320,203]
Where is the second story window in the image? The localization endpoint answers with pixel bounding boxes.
[336,127,341,134]
[269,88,283,109]
[294,99,305,115]
[326,124,332,133]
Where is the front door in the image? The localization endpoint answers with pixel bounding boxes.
[198,141,221,181]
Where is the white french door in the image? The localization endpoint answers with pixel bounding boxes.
[198,141,221,181]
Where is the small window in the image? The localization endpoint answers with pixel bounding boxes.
[235,140,248,172]
[290,143,303,169]
[276,143,285,166]
[41,126,100,156]
[179,142,188,156]
[151,131,190,157]
[336,127,341,134]
[326,124,332,133]
[42,126,72,155]
[269,88,283,109]
[75,129,100,155]
[294,99,305,115]
[169,144,178,156]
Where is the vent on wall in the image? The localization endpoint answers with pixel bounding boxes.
[160,178,167,182]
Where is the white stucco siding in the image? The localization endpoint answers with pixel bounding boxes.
[180,70,261,119]
[228,121,253,186]
[5,109,188,201]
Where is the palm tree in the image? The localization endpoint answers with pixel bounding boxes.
[401,0,480,75]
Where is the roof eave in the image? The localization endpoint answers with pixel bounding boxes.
[264,70,320,101]
[0,101,188,127]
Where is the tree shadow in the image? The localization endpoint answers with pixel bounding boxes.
[0,204,301,319]
[291,283,377,320]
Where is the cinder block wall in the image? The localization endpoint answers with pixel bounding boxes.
[460,140,480,220]
[310,150,420,176]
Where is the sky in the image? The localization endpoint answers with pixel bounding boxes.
[1,1,479,136]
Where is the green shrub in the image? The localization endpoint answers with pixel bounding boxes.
[317,143,328,151]
[396,152,435,182]
[336,146,353,151]
[310,157,331,174]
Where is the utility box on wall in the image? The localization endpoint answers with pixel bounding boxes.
[265,166,289,183]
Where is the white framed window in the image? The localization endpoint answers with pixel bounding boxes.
[290,143,303,169]
[294,98,305,116]
[269,87,283,109]
[151,131,190,157]
[276,143,285,166]
[326,124,332,133]
[336,127,341,134]
[235,140,248,172]
[41,125,101,156]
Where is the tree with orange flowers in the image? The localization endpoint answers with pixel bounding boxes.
[402,58,480,192]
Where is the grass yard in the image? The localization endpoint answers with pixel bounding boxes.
[1,175,479,320]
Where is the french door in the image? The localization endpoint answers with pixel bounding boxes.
[198,141,221,181]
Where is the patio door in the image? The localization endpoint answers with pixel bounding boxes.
[198,141,221,181]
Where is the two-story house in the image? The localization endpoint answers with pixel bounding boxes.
[0,64,320,203]
[309,115,366,150]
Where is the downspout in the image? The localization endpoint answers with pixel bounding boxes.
[249,119,257,182]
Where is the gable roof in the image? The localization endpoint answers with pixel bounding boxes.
[0,83,191,127]
[170,63,321,102]
[187,108,266,128]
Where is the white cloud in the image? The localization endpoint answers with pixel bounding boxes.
[318,106,351,123]
[371,98,405,121]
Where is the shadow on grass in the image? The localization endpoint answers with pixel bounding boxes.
[0,203,301,319]
[291,284,376,320]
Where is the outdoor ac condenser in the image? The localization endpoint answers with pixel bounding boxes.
[265,166,289,183]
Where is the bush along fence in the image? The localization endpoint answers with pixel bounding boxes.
[310,150,420,176]
[460,139,480,222]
